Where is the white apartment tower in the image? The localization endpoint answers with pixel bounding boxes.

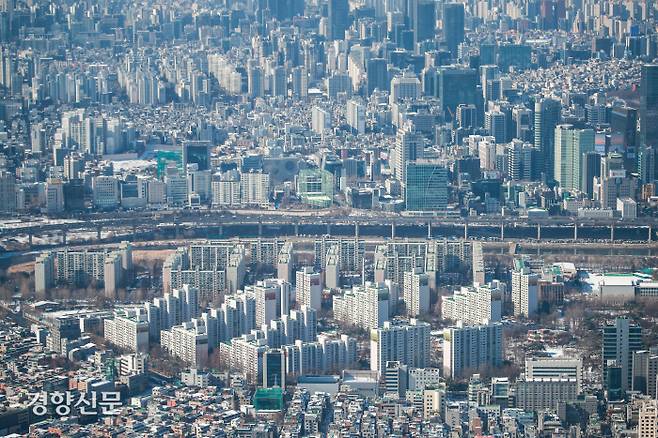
[296,267,322,310]
[403,268,430,317]
[370,319,430,375]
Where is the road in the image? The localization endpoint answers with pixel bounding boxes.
[1,209,658,247]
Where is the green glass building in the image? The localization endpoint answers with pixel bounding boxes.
[156,150,183,178]
[404,162,448,212]
[297,168,334,208]
[554,124,595,192]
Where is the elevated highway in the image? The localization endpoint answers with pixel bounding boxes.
[2,210,658,249]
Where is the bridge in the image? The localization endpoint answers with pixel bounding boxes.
[2,210,658,248]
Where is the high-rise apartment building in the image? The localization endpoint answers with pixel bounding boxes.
[333,282,390,330]
[443,322,503,379]
[511,260,539,317]
[296,267,322,310]
[370,319,431,375]
[160,319,209,368]
[403,268,430,317]
[441,283,503,325]
[104,309,150,353]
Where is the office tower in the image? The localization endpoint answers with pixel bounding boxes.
[370,319,430,374]
[515,376,578,412]
[297,168,334,207]
[441,283,503,325]
[296,267,321,310]
[511,261,538,318]
[367,58,388,95]
[393,122,423,183]
[182,141,211,171]
[413,0,436,43]
[507,140,534,181]
[44,178,64,214]
[0,47,13,91]
[525,357,583,392]
[328,0,349,40]
[326,72,352,99]
[438,67,479,122]
[480,64,498,98]
[581,151,601,199]
[92,175,120,209]
[443,322,503,379]
[602,317,643,392]
[404,161,448,212]
[0,170,15,213]
[595,153,636,209]
[610,105,638,170]
[263,349,286,388]
[492,376,510,407]
[534,97,561,181]
[291,66,308,98]
[333,282,390,330]
[165,170,189,206]
[638,400,658,438]
[346,99,365,135]
[606,363,624,401]
[443,3,464,58]
[497,43,532,71]
[248,64,263,98]
[272,65,287,97]
[403,268,430,317]
[30,122,46,153]
[632,349,658,398]
[389,72,421,104]
[383,360,408,398]
[105,117,125,154]
[640,64,658,148]
[485,110,506,143]
[553,124,595,191]
[456,104,478,129]
[512,106,533,141]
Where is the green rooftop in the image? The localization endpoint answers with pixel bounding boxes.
[253,387,284,411]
